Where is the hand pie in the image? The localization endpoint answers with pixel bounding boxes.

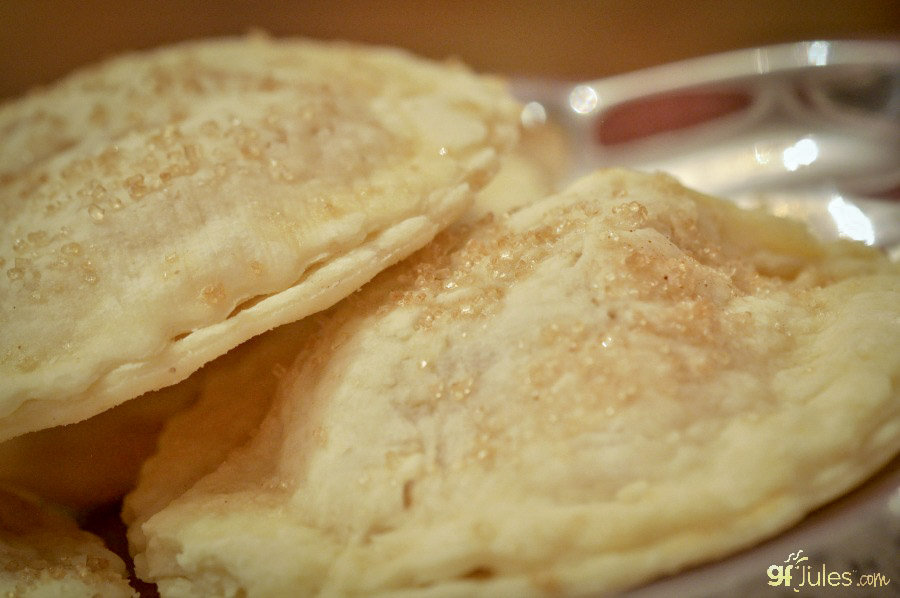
[0,35,520,441]
[126,169,899,596]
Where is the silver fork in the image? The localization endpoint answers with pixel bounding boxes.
[512,40,900,254]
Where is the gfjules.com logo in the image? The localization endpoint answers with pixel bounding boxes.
[767,549,891,592]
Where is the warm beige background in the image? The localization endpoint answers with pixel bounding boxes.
[1,0,898,99]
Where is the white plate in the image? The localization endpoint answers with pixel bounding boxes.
[513,40,900,256]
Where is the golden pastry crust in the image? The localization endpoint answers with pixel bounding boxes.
[0,35,520,441]
[126,169,899,597]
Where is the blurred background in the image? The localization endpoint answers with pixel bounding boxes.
[2,0,898,99]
